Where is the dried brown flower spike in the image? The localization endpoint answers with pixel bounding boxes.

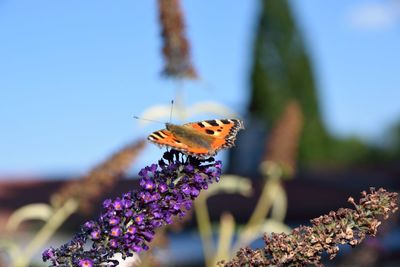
[158,0,197,79]
[51,140,146,213]
[261,100,303,177]
[221,188,398,267]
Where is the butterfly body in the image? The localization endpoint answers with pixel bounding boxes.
[148,119,244,158]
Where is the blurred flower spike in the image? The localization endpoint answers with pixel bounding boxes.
[221,188,398,266]
[43,150,222,266]
[158,0,197,79]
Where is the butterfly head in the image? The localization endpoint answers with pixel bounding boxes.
[165,122,173,130]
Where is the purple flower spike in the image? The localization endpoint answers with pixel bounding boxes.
[110,227,122,237]
[127,226,137,234]
[113,199,123,210]
[124,209,133,218]
[181,183,191,195]
[109,217,120,226]
[158,182,168,193]
[134,214,145,225]
[78,259,93,267]
[131,245,141,252]
[84,221,96,229]
[184,164,194,173]
[109,239,118,248]
[90,230,100,240]
[42,248,56,262]
[122,198,133,208]
[103,199,112,209]
[140,178,156,190]
[191,187,200,197]
[43,150,222,267]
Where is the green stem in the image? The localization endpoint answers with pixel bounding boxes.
[270,183,288,222]
[213,213,235,266]
[12,198,78,267]
[0,240,22,264]
[232,173,281,253]
[194,193,214,267]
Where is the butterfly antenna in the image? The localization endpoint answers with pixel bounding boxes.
[133,116,165,124]
[169,100,174,123]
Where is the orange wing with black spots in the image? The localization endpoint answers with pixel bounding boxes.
[147,119,244,158]
[148,128,211,156]
[183,119,244,150]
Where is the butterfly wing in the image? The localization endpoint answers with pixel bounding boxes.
[148,128,211,157]
[148,119,244,159]
[183,119,244,152]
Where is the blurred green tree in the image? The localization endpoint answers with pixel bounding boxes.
[382,121,400,160]
[247,0,372,166]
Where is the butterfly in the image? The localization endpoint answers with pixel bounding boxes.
[148,119,244,159]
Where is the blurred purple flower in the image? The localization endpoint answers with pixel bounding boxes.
[78,259,93,267]
[43,150,222,266]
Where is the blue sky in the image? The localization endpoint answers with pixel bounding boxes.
[1,0,399,177]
